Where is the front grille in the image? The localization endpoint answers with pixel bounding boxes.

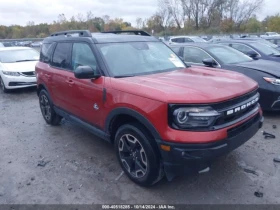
[227,113,260,138]
[213,89,259,127]
[9,82,37,86]
[20,71,35,77]
[211,89,258,110]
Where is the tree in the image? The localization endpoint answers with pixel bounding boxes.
[267,14,280,32]
[136,17,143,29]
[245,15,262,33]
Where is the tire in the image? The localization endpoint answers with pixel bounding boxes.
[39,89,62,125]
[115,123,163,186]
[0,77,9,93]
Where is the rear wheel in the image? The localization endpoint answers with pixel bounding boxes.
[39,89,62,125]
[0,77,9,93]
[115,123,163,186]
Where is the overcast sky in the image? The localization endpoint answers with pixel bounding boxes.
[0,0,278,27]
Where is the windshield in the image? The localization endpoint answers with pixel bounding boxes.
[97,42,186,77]
[208,46,253,64]
[250,42,280,55]
[0,49,39,63]
[191,37,207,42]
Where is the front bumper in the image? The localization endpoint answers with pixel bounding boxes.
[158,113,264,181]
[1,75,37,89]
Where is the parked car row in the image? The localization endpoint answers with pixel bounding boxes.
[0,41,43,47]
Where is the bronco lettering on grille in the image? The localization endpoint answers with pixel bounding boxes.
[226,97,259,116]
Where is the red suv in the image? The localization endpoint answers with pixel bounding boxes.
[36,30,263,186]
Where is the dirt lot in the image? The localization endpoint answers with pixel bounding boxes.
[0,87,280,204]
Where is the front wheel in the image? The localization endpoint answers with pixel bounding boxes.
[39,89,62,125]
[115,123,163,186]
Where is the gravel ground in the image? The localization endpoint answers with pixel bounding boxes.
[0,87,280,204]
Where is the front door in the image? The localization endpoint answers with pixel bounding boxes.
[68,42,105,128]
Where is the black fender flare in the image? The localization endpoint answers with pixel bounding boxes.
[105,107,162,140]
[37,83,51,97]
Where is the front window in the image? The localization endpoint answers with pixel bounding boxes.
[183,47,212,64]
[207,46,253,64]
[250,42,280,55]
[97,42,185,77]
[0,49,39,63]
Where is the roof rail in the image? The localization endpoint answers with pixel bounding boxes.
[50,30,92,37]
[102,30,151,36]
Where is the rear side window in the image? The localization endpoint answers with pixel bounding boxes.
[231,44,253,54]
[51,43,72,69]
[40,43,55,63]
[171,38,185,43]
[184,38,193,42]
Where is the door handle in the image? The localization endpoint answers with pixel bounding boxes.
[66,80,75,85]
[45,74,51,78]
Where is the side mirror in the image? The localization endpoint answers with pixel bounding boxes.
[247,51,259,60]
[74,66,100,79]
[202,58,217,67]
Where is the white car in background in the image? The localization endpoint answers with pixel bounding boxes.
[265,32,279,37]
[168,36,207,45]
[0,47,39,93]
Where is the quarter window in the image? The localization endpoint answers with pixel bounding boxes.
[71,43,97,72]
[183,47,211,64]
[51,43,72,69]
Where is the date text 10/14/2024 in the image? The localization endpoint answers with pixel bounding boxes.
[102,205,176,209]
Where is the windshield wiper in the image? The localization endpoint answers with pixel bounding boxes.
[15,59,38,62]
[114,75,135,78]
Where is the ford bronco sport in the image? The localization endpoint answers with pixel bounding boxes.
[36,30,263,186]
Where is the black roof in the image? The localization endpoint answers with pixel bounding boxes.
[44,30,159,44]
[92,34,159,43]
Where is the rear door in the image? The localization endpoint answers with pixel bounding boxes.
[50,42,73,112]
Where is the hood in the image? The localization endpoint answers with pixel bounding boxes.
[110,67,258,104]
[235,59,280,77]
[2,61,38,72]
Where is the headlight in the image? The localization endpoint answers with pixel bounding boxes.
[172,106,220,129]
[2,71,20,76]
[263,77,280,85]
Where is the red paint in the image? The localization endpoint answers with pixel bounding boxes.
[36,63,260,144]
